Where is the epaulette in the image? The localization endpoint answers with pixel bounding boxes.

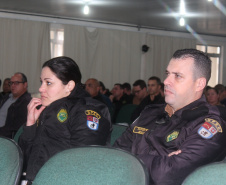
[181,106,209,121]
[216,106,226,121]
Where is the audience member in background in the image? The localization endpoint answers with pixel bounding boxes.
[111,83,132,122]
[122,82,132,95]
[221,86,226,106]
[206,87,224,106]
[0,78,11,101]
[131,76,165,122]
[132,79,148,105]
[122,82,133,102]
[160,82,165,97]
[203,85,211,97]
[215,84,226,106]
[114,49,226,185]
[99,81,112,97]
[99,81,107,95]
[85,78,113,114]
[19,57,112,182]
[0,73,31,138]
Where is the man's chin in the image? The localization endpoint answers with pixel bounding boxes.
[164,95,174,104]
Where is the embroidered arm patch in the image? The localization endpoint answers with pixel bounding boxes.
[198,118,222,139]
[85,110,101,130]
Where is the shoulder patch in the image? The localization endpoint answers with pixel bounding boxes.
[198,118,221,139]
[57,109,68,123]
[133,126,149,135]
[166,131,179,142]
[85,110,101,119]
[86,110,101,130]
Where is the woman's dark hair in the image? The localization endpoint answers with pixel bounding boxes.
[208,87,219,94]
[42,56,82,85]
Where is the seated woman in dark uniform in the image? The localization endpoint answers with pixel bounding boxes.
[19,56,112,182]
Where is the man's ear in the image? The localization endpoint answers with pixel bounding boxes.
[24,82,28,89]
[196,77,206,92]
[67,80,75,92]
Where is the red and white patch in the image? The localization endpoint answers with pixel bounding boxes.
[198,122,218,139]
[87,115,99,130]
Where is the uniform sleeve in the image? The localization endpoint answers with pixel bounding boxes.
[138,118,226,185]
[69,103,111,146]
[18,123,37,170]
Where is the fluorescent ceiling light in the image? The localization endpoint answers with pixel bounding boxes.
[179,17,185,26]
[83,5,89,15]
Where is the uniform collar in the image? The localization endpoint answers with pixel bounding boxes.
[165,95,207,118]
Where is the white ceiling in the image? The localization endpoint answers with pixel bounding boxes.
[0,0,226,37]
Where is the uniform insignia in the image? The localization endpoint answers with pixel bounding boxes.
[57,109,68,123]
[36,118,39,127]
[133,126,149,135]
[87,115,99,130]
[198,118,221,139]
[166,131,179,142]
[205,118,222,132]
[85,110,101,119]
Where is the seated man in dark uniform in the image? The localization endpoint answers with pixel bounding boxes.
[114,49,226,185]
[131,76,165,122]
[111,83,132,123]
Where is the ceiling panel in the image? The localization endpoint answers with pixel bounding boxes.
[0,0,226,37]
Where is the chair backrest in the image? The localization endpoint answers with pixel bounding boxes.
[0,137,23,185]
[33,146,149,185]
[182,161,226,185]
[13,126,23,143]
[111,124,128,145]
[115,104,137,124]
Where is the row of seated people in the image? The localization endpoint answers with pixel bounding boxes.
[85,77,165,124]
[1,73,225,139]
[0,49,226,185]
[90,77,226,125]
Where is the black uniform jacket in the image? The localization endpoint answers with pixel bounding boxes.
[19,84,112,181]
[114,96,226,185]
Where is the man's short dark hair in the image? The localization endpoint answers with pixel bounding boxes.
[122,83,131,91]
[148,76,161,85]
[172,49,211,83]
[114,83,123,89]
[15,72,27,83]
[133,80,146,89]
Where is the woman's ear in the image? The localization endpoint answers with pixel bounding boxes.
[67,80,75,92]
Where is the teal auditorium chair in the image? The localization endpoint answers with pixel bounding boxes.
[182,161,226,185]
[111,124,128,145]
[115,104,137,125]
[0,137,23,185]
[32,146,149,185]
[13,126,23,143]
